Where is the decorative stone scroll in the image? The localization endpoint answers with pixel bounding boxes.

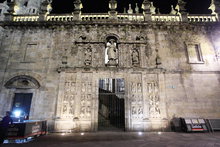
[61,74,77,118]
[147,81,160,118]
[80,74,93,119]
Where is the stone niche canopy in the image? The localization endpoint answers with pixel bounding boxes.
[4,75,40,89]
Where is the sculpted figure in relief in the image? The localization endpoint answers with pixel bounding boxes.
[132,49,140,66]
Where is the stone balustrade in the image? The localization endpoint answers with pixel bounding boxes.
[81,13,109,21]
[6,13,219,23]
[13,15,39,22]
[47,15,74,21]
[117,14,144,21]
[188,14,218,22]
[151,14,181,22]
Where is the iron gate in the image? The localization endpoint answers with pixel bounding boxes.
[98,79,125,131]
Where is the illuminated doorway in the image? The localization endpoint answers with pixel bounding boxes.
[11,93,33,119]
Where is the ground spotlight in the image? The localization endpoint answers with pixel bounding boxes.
[158,132,162,135]
[80,132,85,136]
[138,132,143,136]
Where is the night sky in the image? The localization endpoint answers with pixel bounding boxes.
[0,0,216,14]
[51,0,213,14]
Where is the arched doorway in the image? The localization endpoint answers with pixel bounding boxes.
[4,75,40,120]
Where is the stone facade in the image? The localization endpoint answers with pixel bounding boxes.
[0,0,220,132]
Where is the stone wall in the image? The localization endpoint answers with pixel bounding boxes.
[0,22,219,131]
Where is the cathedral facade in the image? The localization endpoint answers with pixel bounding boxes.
[0,0,220,132]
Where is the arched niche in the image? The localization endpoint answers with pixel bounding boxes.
[4,75,40,89]
[104,34,120,66]
[103,33,120,43]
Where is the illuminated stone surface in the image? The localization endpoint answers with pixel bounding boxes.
[0,0,220,132]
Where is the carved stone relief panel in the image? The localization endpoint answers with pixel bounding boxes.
[84,45,92,66]
[147,81,160,118]
[131,48,140,67]
[129,74,143,119]
[80,73,93,120]
[61,73,77,119]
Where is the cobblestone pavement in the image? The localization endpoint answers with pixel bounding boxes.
[1,132,220,147]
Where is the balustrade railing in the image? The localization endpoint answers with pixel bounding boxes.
[151,14,181,22]
[13,15,39,22]
[7,13,219,23]
[81,13,109,21]
[188,14,218,22]
[47,14,74,21]
[117,14,144,21]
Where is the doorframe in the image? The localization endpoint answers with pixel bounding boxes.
[8,89,38,119]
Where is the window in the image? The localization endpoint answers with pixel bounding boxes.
[186,43,204,64]
[0,9,2,15]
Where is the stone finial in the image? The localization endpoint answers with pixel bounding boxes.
[209,0,217,15]
[40,0,52,15]
[108,0,118,20]
[178,0,187,13]
[142,0,151,21]
[142,0,151,14]
[128,4,133,14]
[175,4,181,15]
[74,0,83,12]
[6,0,15,14]
[135,3,139,13]
[170,5,177,15]
[150,2,156,14]
[214,0,220,13]
[123,7,126,13]
[157,8,161,14]
[4,0,15,21]
[178,0,187,21]
[109,0,117,11]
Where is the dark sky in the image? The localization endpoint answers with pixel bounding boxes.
[51,0,213,14]
[0,0,215,14]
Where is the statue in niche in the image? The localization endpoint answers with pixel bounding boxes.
[105,39,118,66]
[132,49,140,66]
[84,46,92,66]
